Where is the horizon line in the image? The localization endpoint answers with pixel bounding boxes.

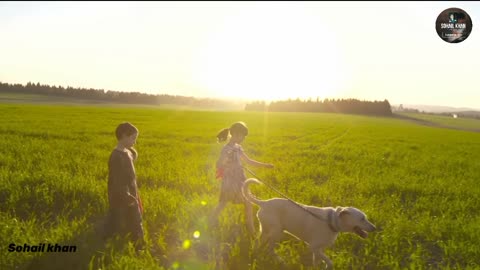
[1,80,479,112]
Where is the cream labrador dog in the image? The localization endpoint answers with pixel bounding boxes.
[242,178,376,269]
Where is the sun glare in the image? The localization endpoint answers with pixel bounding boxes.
[193,5,348,102]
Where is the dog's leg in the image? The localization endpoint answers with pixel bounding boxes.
[312,250,316,268]
[257,228,273,252]
[262,229,287,265]
[314,249,333,270]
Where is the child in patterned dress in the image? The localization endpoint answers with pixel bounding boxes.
[209,121,274,235]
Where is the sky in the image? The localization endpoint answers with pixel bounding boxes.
[1,1,480,109]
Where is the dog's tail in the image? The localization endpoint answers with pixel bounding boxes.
[242,178,265,206]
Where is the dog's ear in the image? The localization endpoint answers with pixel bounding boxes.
[339,207,350,217]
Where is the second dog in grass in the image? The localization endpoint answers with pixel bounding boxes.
[242,178,376,269]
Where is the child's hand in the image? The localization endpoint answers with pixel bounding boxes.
[265,163,274,169]
[127,194,138,206]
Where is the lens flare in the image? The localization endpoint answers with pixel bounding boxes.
[182,240,191,249]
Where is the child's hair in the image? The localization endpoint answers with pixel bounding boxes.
[115,122,138,140]
[217,121,248,142]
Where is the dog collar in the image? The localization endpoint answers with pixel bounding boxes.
[328,210,340,233]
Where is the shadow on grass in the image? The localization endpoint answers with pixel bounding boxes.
[22,216,119,270]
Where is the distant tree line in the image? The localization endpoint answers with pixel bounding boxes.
[391,104,421,113]
[245,98,393,116]
[0,81,238,108]
[392,104,480,120]
[437,112,480,120]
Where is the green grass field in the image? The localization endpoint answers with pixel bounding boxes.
[1,103,479,270]
[398,112,480,132]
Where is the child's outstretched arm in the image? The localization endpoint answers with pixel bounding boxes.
[240,151,274,168]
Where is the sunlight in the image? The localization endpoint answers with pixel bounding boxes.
[182,239,191,249]
[193,4,349,102]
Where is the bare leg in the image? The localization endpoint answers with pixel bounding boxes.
[244,201,255,235]
[209,201,227,227]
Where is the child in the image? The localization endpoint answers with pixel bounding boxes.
[209,121,274,235]
[104,122,144,248]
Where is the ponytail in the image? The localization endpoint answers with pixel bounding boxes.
[216,128,230,142]
[217,122,248,142]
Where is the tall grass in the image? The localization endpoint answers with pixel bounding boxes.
[0,104,479,269]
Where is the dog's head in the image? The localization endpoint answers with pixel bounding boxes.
[337,207,376,238]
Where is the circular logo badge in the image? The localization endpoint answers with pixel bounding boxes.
[436,8,473,43]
